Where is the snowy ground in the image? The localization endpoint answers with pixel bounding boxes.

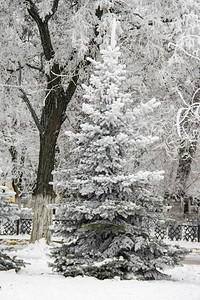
[0,239,200,300]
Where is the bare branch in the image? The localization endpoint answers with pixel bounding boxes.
[18,62,22,85]
[19,88,43,134]
[26,63,44,73]
[168,42,200,62]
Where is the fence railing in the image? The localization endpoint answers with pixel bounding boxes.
[0,218,75,236]
[0,218,33,236]
[0,218,200,242]
[155,224,200,242]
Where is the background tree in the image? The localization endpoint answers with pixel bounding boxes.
[119,0,200,209]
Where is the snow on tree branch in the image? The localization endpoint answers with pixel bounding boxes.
[177,89,200,140]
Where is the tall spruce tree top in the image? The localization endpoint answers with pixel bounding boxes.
[53,19,186,280]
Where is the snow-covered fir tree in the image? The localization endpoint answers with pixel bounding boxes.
[0,184,24,272]
[52,20,186,280]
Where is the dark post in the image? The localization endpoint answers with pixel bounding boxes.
[16,219,20,235]
[198,224,200,242]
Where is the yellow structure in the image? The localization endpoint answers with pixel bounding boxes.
[0,182,15,203]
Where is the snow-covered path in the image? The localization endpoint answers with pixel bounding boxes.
[0,239,200,300]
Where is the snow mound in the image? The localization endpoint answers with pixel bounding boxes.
[9,238,53,275]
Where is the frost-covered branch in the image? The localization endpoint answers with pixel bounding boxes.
[168,42,200,62]
[26,0,56,60]
[177,89,200,139]
[19,88,43,134]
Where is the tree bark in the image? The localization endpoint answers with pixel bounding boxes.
[30,194,53,244]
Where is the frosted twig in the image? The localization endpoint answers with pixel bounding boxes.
[192,88,200,104]
[19,88,43,135]
[177,90,188,107]
[169,42,200,62]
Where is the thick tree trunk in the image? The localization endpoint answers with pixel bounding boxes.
[30,132,58,243]
[30,74,78,243]
[30,194,53,244]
